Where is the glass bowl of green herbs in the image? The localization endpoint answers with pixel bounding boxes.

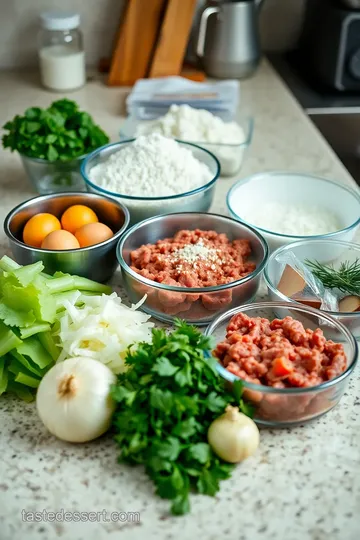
[264,239,360,339]
[2,99,109,194]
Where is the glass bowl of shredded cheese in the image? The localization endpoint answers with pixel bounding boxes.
[227,172,360,252]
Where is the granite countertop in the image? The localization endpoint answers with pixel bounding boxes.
[0,61,359,540]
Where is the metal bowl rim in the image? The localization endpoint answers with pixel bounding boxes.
[117,211,269,293]
[3,191,130,254]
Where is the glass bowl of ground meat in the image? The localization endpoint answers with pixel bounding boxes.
[117,212,268,325]
[206,301,358,427]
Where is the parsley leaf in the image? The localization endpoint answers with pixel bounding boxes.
[2,99,109,162]
[111,320,252,516]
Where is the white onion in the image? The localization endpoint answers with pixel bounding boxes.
[36,357,116,443]
[207,405,259,463]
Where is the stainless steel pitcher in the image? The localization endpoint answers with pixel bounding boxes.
[196,0,264,79]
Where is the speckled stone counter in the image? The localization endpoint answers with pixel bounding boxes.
[0,61,359,540]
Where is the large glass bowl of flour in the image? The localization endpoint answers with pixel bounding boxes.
[81,134,220,225]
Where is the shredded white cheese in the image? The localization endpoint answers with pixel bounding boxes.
[88,133,213,197]
[170,240,219,265]
[237,202,342,236]
[55,292,154,374]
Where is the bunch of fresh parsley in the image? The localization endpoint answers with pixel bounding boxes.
[2,99,109,162]
[111,319,251,516]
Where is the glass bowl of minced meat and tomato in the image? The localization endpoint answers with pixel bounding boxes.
[206,301,358,427]
[117,212,268,326]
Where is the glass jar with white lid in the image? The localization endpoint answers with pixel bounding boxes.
[38,12,86,92]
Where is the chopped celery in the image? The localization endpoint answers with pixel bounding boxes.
[74,276,111,294]
[0,303,36,327]
[0,255,21,272]
[0,255,112,400]
[14,372,40,388]
[17,337,54,370]
[0,357,8,395]
[12,260,44,286]
[19,323,51,339]
[37,331,60,362]
[10,351,45,377]
[6,380,34,402]
[0,321,22,356]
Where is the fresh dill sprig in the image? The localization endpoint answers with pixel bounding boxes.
[305,258,360,296]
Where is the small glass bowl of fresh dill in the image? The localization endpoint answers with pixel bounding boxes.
[264,239,360,340]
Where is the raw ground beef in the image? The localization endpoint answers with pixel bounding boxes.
[130,229,256,288]
[214,313,347,389]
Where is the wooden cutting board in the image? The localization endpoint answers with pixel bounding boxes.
[108,0,167,86]
[149,0,198,78]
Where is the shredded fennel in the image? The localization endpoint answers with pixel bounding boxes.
[55,292,154,373]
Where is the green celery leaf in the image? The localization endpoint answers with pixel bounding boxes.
[0,357,9,395]
[10,350,44,377]
[17,337,54,370]
[14,371,40,388]
[37,331,60,361]
[19,323,51,339]
[0,321,22,356]
[12,260,44,285]
[6,380,35,402]
[0,303,36,327]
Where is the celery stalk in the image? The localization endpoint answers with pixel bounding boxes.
[43,274,76,294]
[12,261,44,286]
[10,351,44,377]
[6,381,34,402]
[19,323,51,339]
[0,321,22,356]
[14,372,40,388]
[0,357,8,395]
[37,331,60,362]
[17,337,53,369]
[73,276,111,294]
[0,255,21,272]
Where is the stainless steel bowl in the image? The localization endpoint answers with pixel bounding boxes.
[117,212,268,325]
[4,192,130,282]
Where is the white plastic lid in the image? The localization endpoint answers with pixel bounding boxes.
[40,12,80,31]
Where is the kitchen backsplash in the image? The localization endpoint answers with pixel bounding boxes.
[0,0,305,69]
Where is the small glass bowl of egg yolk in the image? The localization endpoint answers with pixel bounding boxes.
[22,205,114,250]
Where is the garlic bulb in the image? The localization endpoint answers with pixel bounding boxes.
[36,357,116,443]
[207,405,259,463]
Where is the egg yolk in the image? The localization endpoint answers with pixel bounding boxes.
[41,230,80,250]
[61,205,99,234]
[75,222,114,247]
[23,213,61,248]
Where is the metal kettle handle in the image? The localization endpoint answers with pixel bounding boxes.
[196,6,220,58]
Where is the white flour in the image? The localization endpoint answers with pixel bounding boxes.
[89,133,213,198]
[238,202,342,236]
[135,105,247,176]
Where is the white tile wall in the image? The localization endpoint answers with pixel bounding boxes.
[0,0,305,69]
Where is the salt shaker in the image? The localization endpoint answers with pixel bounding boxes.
[38,12,86,92]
